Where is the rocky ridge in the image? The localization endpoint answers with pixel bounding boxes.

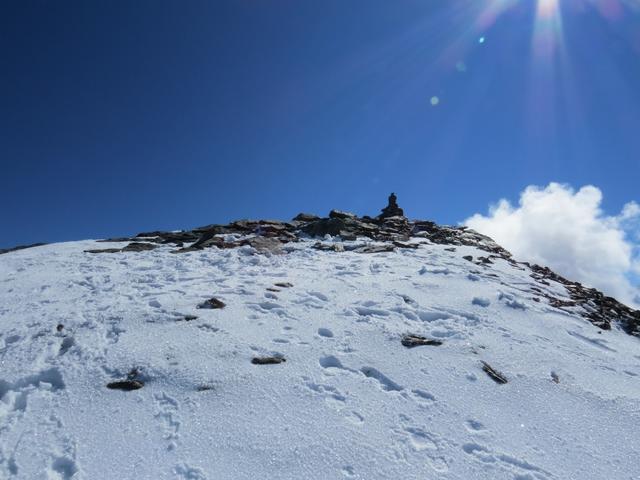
[4,196,639,337]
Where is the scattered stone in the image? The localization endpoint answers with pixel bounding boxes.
[84,248,122,254]
[463,255,473,262]
[197,385,215,392]
[313,242,345,252]
[392,241,419,249]
[182,315,199,321]
[197,298,226,310]
[56,324,64,332]
[444,247,456,252]
[354,244,396,254]
[106,380,144,391]
[266,287,280,292]
[274,282,293,288]
[251,356,286,365]
[551,372,560,384]
[481,361,508,384]
[401,335,443,348]
[121,242,157,252]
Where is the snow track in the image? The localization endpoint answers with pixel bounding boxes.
[1,239,639,479]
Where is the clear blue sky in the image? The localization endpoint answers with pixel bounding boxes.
[2,0,639,247]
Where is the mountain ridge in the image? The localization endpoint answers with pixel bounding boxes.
[1,199,639,479]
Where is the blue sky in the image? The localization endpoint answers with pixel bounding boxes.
[2,0,640,248]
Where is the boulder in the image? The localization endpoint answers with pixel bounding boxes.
[292,213,320,222]
[329,210,357,220]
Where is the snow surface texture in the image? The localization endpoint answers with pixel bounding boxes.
[1,237,639,479]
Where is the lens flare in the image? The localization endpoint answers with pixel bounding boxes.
[533,0,564,58]
[537,0,561,19]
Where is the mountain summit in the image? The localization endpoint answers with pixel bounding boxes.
[0,196,639,479]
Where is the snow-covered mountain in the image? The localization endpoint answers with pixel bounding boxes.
[1,205,639,480]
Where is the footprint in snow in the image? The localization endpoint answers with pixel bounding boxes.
[175,463,208,480]
[317,328,334,338]
[360,366,403,392]
[154,392,181,450]
[472,297,491,307]
[303,379,346,410]
[462,443,551,479]
[395,415,450,473]
[411,389,436,403]
[465,419,486,432]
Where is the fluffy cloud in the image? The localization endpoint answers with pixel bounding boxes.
[464,183,640,307]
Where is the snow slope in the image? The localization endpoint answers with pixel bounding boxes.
[1,236,639,479]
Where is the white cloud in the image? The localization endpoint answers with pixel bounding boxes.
[464,183,640,307]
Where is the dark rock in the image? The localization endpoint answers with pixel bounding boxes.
[481,361,508,384]
[197,385,215,392]
[353,244,395,254]
[96,237,132,243]
[392,241,419,249]
[313,242,345,252]
[463,255,473,262]
[293,213,320,222]
[107,380,144,391]
[121,242,157,252]
[229,220,259,232]
[182,315,199,321]
[340,233,358,241]
[197,298,226,309]
[303,218,348,237]
[56,324,64,332]
[85,242,156,254]
[251,356,286,365]
[401,335,443,348]
[156,232,200,244]
[135,231,167,238]
[444,247,456,252]
[84,248,122,254]
[246,236,284,254]
[378,192,405,219]
[274,282,293,288]
[329,210,357,220]
[256,224,288,237]
[0,243,47,255]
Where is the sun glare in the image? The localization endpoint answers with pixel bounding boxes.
[533,0,564,58]
[537,0,561,19]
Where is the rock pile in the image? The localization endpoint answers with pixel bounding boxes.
[378,192,404,219]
